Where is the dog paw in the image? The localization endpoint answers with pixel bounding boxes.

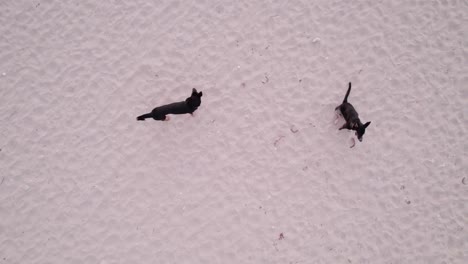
[349,138,356,148]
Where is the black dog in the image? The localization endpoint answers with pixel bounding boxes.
[335,82,371,142]
[137,88,203,121]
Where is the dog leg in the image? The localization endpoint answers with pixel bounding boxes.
[339,123,349,130]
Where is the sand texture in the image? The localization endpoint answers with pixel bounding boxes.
[1,0,467,263]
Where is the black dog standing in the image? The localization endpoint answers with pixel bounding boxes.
[137,88,203,121]
[335,82,371,142]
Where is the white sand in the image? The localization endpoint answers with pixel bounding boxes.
[1,0,467,263]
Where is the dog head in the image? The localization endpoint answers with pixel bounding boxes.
[355,121,371,142]
[186,88,203,109]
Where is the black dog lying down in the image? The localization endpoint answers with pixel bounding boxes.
[137,88,203,121]
[335,82,371,142]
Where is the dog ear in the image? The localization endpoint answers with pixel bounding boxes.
[364,121,371,128]
[198,91,203,97]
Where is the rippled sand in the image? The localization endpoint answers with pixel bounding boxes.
[0,0,466,263]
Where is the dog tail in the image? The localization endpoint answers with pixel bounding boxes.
[137,113,152,121]
[343,82,351,103]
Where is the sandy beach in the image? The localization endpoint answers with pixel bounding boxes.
[1,0,467,263]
